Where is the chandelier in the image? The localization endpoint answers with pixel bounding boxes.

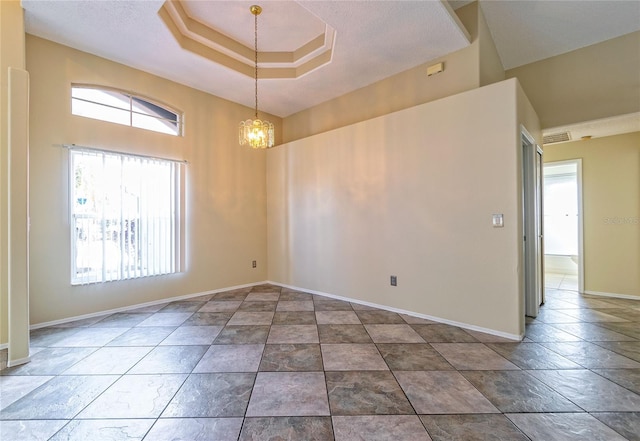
[239,5,275,149]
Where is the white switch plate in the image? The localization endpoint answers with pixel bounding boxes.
[492,214,504,228]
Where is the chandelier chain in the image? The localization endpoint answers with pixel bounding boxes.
[254,10,258,119]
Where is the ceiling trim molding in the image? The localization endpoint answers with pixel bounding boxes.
[160,0,336,79]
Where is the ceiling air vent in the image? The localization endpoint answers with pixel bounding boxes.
[543,131,571,145]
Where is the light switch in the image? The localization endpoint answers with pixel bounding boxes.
[492,214,504,228]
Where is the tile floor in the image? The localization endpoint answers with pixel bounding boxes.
[1,284,639,440]
[545,272,579,291]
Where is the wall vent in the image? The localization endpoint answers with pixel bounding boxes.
[543,131,571,145]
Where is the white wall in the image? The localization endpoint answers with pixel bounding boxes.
[268,78,540,338]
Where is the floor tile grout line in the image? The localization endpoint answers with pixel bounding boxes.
[587,367,640,397]
[140,371,192,441]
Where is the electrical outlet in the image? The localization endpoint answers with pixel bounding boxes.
[252,260,257,268]
[390,275,397,286]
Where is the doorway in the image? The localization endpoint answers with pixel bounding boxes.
[543,160,583,293]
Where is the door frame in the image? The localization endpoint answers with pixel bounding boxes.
[543,159,584,293]
[522,126,543,317]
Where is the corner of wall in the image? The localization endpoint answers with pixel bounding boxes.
[477,2,505,86]
[515,79,542,146]
[454,1,479,42]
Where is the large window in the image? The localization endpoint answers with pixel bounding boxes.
[71,85,183,136]
[71,149,181,285]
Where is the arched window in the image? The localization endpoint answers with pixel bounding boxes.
[71,85,183,136]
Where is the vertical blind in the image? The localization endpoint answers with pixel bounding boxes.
[70,148,181,284]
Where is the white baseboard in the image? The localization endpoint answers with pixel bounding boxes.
[0,342,8,350]
[7,355,31,368]
[584,290,640,301]
[30,281,266,330]
[268,281,523,341]
[29,279,528,341]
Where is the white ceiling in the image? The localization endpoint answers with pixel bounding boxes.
[22,0,640,119]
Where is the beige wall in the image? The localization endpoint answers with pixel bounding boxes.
[282,2,504,144]
[507,31,640,129]
[544,132,640,298]
[27,36,279,325]
[268,78,540,338]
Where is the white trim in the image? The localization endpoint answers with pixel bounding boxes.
[70,83,184,137]
[30,281,262,330]
[576,159,585,294]
[69,150,183,285]
[268,281,523,341]
[61,144,187,164]
[584,290,640,301]
[521,126,543,317]
[0,343,8,350]
[29,279,526,341]
[7,356,31,368]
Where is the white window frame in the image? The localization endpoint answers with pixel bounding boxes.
[70,147,183,285]
[71,84,184,136]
